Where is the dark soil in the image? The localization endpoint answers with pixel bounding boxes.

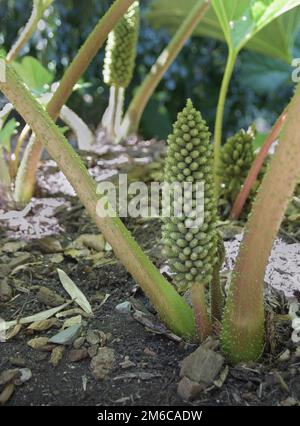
[0,143,299,407]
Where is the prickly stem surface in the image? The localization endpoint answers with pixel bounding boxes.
[221,85,300,364]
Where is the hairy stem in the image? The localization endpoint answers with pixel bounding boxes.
[0,152,13,204]
[14,0,137,203]
[210,267,224,325]
[0,153,11,186]
[14,124,31,168]
[221,86,300,363]
[1,62,196,339]
[230,108,288,220]
[120,0,211,139]
[211,236,225,324]
[14,133,42,202]
[6,1,44,63]
[191,283,212,342]
[214,49,236,194]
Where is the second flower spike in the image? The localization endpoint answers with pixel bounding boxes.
[102,1,140,141]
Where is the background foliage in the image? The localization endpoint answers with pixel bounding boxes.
[0,0,298,139]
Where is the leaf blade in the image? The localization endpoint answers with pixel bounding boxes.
[57,269,93,315]
[147,0,300,61]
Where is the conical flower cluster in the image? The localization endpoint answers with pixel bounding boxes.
[162,99,218,290]
[219,128,255,203]
[103,1,140,89]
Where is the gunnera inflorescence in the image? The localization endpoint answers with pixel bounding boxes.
[219,127,256,204]
[103,1,140,89]
[162,99,219,291]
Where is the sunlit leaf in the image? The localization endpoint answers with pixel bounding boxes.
[212,0,300,54]
[0,118,19,152]
[147,0,300,61]
[12,56,54,95]
[246,7,300,59]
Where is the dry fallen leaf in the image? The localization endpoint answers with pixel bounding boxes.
[6,324,22,341]
[50,254,64,264]
[64,247,90,260]
[75,234,105,252]
[2,241,27,253]
[214,365,229,388]
[82,375,88,392]
[62,315,82,329]
[16,302,70,325]
[37,286,65,307]
[56,307,90,319]
[0,383,15,405]
[57,269,93,315]
[49,346,65,367]
[0,369,20,386]
[1,302,72,331]
[49,324,82,345]
[27,336,49,350]
[27,318,57,331]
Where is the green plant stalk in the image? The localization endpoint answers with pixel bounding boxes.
[214,49,236,194]
[102,86,125,141]
[0,152,13,204]
[191,282,212,341]
[221,85,300,364]
[114,87,125,137]
[210,267,223,325]
[14,0,137,203]
[210,236,225,324]
[14,124,31,167]
[6,0,50,63]
[1,62,196,339]
[120,0,211,139]
[0,152,11,186]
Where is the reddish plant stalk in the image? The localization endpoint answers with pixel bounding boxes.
[221,86,300,363]
[230,107,288,220]
[191,283,212,342]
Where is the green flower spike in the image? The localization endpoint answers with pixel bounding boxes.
[103,1,140,89]
[162,99,219,292]
[219,127,256,204]
[102,1,140,141]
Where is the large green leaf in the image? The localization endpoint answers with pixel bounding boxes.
[147,0,300,61]
[12,56,54,95]
[239,32,300,94]
[0,118,19,152]
[239,52,291,93]
[245,6,300,58]
[212,0,300,54]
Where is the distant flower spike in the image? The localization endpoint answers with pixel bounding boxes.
[162,99,219,291]
[103,1,140,89]
[219,127,256,204]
